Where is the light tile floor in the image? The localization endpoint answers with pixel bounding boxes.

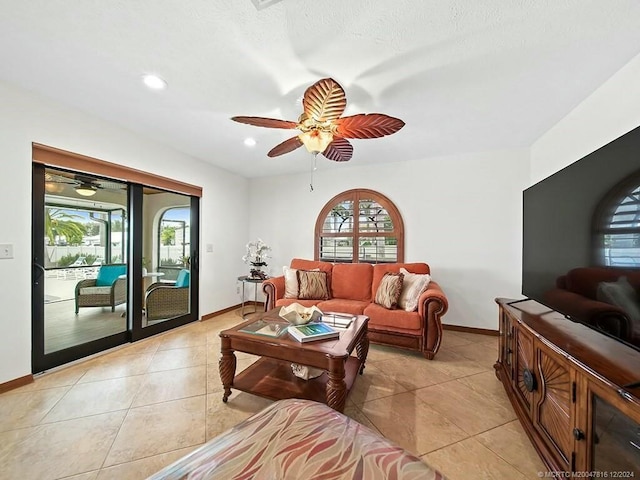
[0,310,545,479]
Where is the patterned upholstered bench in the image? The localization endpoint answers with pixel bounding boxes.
[147,398,444,479]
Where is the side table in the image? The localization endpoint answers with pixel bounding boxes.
[237,275,266,319]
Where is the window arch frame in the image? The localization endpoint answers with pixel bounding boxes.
[314,188,405,263]
[592,170,640,267]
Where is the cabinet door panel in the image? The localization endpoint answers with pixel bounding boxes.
[536,347,573,468]
[514,326,535,414]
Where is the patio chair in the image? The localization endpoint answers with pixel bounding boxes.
[145,269,190,320]
[75,264,127,314]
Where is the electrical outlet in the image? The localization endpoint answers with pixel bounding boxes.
[236,285,240,294]
[0,244,13,259]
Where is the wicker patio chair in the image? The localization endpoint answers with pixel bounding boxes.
[145,269,190,320]
[75,264,127,314]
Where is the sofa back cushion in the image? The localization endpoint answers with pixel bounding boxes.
[331,263,373,301]
[371,263,430,299]
[564,267,640,299]
[96,264,127,287]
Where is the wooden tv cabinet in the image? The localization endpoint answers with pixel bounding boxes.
[495,298,640,473]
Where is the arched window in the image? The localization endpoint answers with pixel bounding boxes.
[593,173,640,267]
[315,189,404,263]
[157,205,191,280]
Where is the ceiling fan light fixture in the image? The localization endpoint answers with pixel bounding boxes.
[75,184,97,197]
[298,130,333,154]
[44,182,65,194]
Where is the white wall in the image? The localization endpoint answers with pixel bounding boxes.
[248,149,530,330]
[0,81,250,384]
[531,52,640,184]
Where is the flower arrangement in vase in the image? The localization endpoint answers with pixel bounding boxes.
[242,238,271,279]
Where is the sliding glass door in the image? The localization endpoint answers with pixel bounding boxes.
[32,164,199,372]
[130,185,199,341]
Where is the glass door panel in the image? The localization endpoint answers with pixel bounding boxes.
[138,188,195,332]
[33,164,199,371]
[33,166,129,372]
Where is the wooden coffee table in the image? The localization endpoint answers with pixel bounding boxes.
[219,309,369,412]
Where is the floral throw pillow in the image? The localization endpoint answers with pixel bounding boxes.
[297,270,330,300]
[398,268,432,311]
[374,272,404,309]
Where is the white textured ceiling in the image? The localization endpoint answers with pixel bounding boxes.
[1,0,639,178]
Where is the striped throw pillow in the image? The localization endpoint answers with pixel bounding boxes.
[297,270,330,300]
[374,272,404,309]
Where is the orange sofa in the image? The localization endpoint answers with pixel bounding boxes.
[544,266,640,347]
[262,258,448,359]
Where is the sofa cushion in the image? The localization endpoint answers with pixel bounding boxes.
[297,270,330,300]
[330,263,373,301]
[317,299,369,316]
[95,264,126,287]
[364,303,422,330]
[399,268,432,311]
[374,272,404,309]
[371,263,430,298]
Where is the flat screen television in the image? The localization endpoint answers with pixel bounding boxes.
[522,124,640,352]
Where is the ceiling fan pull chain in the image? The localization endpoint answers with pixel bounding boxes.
[310,153,319,192]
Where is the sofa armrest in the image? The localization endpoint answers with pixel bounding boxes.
[417,281,449,359]
[262,276,285,311]
[544,288,631,341]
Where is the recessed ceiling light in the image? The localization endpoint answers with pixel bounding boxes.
[142,74,167,90]
[244,138,257,147]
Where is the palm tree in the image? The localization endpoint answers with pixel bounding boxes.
[44,208,85,246]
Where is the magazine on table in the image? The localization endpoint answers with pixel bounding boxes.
[288,322,340,343]
[321,312,356,329]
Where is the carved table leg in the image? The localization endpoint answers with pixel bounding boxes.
[219,336,236,403]
[356,328,369,375]
[326,356,347,412]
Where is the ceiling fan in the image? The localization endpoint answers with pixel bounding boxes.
[231,77,405,163]
[45,172,123,197]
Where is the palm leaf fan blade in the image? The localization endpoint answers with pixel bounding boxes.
[231,116,297,129]
[322,138,353,162]
[267,136,304,157]
[334,113,405,139]
[302,78,347,122]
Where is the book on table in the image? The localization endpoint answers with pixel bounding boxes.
[239,319,288,338]
[321,312,356,329]
[288,322,340,343]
